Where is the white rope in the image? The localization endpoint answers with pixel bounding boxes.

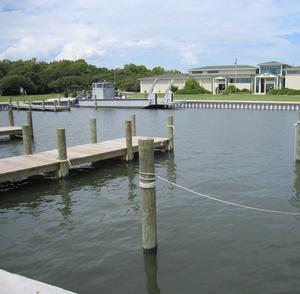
[167,124,175,139]
[57,159,72,168]
[139,171,156,189]
[157,175,300,215]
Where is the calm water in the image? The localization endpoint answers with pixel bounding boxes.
[1,108,300,294]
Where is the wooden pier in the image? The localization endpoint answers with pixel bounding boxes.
[11,102,70,112]
[0,136,168,184]
[0,126,22,137]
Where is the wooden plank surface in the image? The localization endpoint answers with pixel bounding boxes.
[0,126,23,136]
[0,136,168,183]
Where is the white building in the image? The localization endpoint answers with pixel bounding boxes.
[139,61,300,95]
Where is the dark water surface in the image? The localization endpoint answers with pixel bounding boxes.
[1,108,300,294]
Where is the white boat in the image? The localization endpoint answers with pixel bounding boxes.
[77,80,178,109]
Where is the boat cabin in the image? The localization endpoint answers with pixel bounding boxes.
[92,81,115,99]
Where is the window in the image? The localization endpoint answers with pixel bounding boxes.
[266,78,274,82]
[207,70,219,74]
[287,70,300,74]
[260,65,281,75]
[191,71,203,74]
[229,78,251,83]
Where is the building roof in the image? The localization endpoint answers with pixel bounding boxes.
[138,73,189,81]
[189,65,257,71]
[257,61,289,66]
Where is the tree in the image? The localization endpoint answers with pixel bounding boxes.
[0,75,35,95]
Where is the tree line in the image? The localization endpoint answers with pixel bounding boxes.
[0,59,180,96]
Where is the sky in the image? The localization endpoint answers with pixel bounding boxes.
[0,0,300,72]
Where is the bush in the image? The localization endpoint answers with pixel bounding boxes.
[176,78,211,94]
[171,85,178,93]
[267,88,300,95]
[224,85,239,94]
[240,88,252,94]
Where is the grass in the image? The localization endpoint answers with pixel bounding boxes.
[127,93,300,102]
[0,93,62,103]
[1,92,300,103]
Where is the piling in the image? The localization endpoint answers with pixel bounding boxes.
[138,138,157,252]
[94,95,97,109]
[167,115,174,151]
[56,128,69,178]
[22,125,32,155]
[8,109,14,126]
[130,114,136,136]
[29,100,32,111]
[125,120,134,161]
[8,97,12,109]
[16,100,20,111]
[42,100,45,111]
[54,100,57,112]
[90,118,97,143]
[296,111,300,161]
[26,111,34,138]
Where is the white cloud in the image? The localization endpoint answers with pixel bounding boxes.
[179,45,199,66]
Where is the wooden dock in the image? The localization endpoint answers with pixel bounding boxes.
[0,136,168,183]
[11,102,70,112]
[0,126,22,137]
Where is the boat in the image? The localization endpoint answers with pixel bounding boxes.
[77,79,179,109]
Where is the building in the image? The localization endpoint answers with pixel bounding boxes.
[138,61,300,95]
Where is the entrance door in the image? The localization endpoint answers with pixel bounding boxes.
[260,78,265,93]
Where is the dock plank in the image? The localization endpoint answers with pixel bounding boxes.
[0,136,169,183]
[0,126,22,137]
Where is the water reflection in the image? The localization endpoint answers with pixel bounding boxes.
[291,163,300,209]
[143,251,160,294]
[127,163,137,201]
[58,179,73,220]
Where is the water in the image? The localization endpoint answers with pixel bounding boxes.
[1,108,300,294]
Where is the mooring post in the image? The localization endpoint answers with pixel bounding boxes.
[167,115,174,151]
[67,100,71,110]
[22,125,33,155]
[29,100,32,111]
[42,100,45,111]
[130,114,136,136]
[125,120,134,161]
[138,138,157,252]
[94,95,97,109]
[90,118,97,143]
[8,109,14,126]
[54,100,57,112]
[16,99,20,111]
[8,97,12,109]
[56,128,69,178]
[296,111,300,161]
[26,110,34,138]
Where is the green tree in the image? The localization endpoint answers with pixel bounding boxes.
[0,74,35,95]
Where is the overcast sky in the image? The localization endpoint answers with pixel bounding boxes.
[1,0,300,71]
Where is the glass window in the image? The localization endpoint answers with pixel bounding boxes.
[287,70,300,74]
[207,70,219,74]
[229,78,251,83]
[266,78,274,81]
[260,65,281,75]
[191,71,203,74]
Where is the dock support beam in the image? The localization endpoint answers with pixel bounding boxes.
[22,125,32,155]
[16,100,20,111]
[56,128,69,178]
[296,111,300,161]
[90,118,97,143]
[167,115,174,151]
[42,100,45,111]
[8,109,14,127]
[125,120,134,161]
[130,114,136,136]
[26,111,34,138]
[139,138,157,252]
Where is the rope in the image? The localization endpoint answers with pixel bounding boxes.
[167,124,175,139]
[57,159,72,168]
[139,171,156,189]
[157,175,300,216]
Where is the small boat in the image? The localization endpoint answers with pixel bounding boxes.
[77,80,178,109]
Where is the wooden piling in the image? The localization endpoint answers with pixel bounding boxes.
[125,120,134,161]
[42,100,45,111]
[8,109,14,126]
[90,118,97,143]
[130,114,136,136]
[26,111,34,138]
[56,128,69,178]
[94,95,97,109]
[16,100,20,111]
[22,125,32,155]
[8,97,12,109]
[138,138,157,252]
[296,111,300,161]
[54,100,57,112]
[167,115,174,151]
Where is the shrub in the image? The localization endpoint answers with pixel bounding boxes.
[267,88,300,95]
[171,85,178,93]
[176,78,211,94]
[224,85,240,94]
[240,88,252,94]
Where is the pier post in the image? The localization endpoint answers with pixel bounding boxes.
[296,111,300,161]
[26,111,34,138]
[29,100,32,111]
[42,100,45,111]
[90,118,97,143]
[8,97,12,109]
[8,109,14,126]
[130,114,136,136]
[139,138,157,252]
[54,100,57,112]
[167,115,174,151]
[125,120,134,161]
[16,100,20,111]
[22,125,32,155]
[56,128,69,178]
[94,95,97,109]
